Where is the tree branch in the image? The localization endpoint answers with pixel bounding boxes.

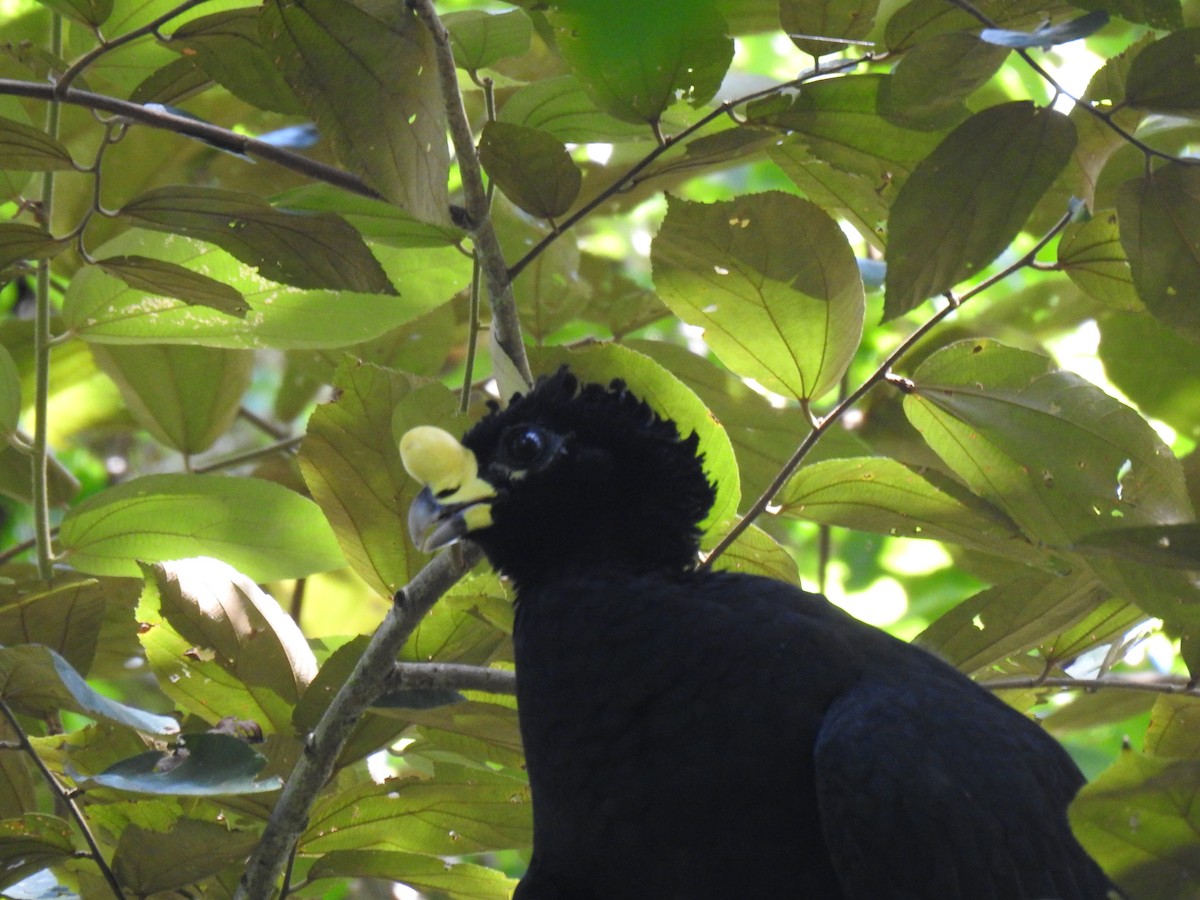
[0,79,379,198]
[389,661,516,696]
[982,674,1199,697]
[234,543,482,900]
[408,0,532,390]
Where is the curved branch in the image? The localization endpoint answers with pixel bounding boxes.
[234,544,482,900]
[0,79,379,198]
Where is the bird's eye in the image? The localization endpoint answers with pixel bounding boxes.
[500,425,554,469]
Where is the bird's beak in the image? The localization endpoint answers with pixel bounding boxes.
[400,426,496,552]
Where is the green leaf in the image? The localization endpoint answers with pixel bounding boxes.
[0,223,67,274]
[497,75,649,143]
[528,343,741,534]
[142,558,317,706]
[1126,28,1200,114]
[272,183,464,248]
[903,340,1191,546]
[652,192,865,401]
[0,573,107,674]
[1145,695,1200,759]
[0,815,75,889]
[36,0,111,26]
[301,766,531,855]
[1099,313,1200,433]
[129,55,212,106]
[781,0,876,57]
[58,474,346,581]
[709,524,800,584]
[547,0,733,124]
[885,102,1076,317]
[65,230,469,349]
[95,255,249,318]
[916,570,1109,674]
[1117,163,1200,341]
[479,122,582,220]
[90,344,252,454]
[0,344,17,438]
[261,0,450,223]
[112,818,259,895]
[119,186,395,294]
[300,365,456,598]
[1074,524,1200,570]
[170,8,305,115]
[777,457,1033,559]
[444,9,532,71]
[1057,210,1140,310]
[309,849,518,899]
[879,33,1009,130]
[0,443,80,507]
[1071,752,1200,899]
[88,732,282,795]
[0,645,178,734]
[0,116,75,171]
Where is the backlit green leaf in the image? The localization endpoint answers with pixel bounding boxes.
[885,103,1076,317]
[444,9,532,72]
[1074,524,1200,570]
[120,186,395,294]
[1117,163,1200,341]
[1057,210,1140,310]
[1071,752,1200,899]
[0,344,17,438]
[781,0,876,57]
[0,116,74,171]
[59,474,345,581]
[261,0,450,223]
[652,192,865,401]
[497,75,649,143]
[90,344,252,454]
[1100,313,1200,433]
[479,122,581,220]
[903,340,1190,546]
[300,364,457,598]
[0,223,67,275]
[309,850,518,899]
[0,815,75,888]
[547,0,733,124]
[113,819,260,895]
[0,572,107,674]
[37,0,110,26]
[879,33,1009,130]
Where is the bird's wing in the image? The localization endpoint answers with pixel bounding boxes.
[813,668,1109,900]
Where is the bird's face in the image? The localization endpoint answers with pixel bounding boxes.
[400,369,715,586]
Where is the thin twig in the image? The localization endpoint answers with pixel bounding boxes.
[191,436,303,475]
[508,53,873,282]
[981,674,1199,696]
[55,0,217,93]
[408,0,532,389]
[0,79,379,198]
[702,210,1075,565]
[0,701,127,899]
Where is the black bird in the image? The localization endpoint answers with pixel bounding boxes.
[401,368,1120,900]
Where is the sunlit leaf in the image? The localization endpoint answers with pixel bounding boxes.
[95,255,249,318]
[708,523,800,584]
[0,223,67,275]
[309,849,518,899]
[1117,163,1200,341]
[903,340,1191,546]
[1071,752,1200,900]
[0,573,106,674]
[479,122,581,220]
[497,75,649,143]
[90,344,252,454]
[0,815,75,889]
[1074,524,1200,570]
[1100,313,1200,433]
[1057,210,1140,310]
[36,0,110,26]
[444,9,532,71]
[300,364,456,598]
[261,0,450,223]
[120,186,395,294]
[59,474,345,581]
[88,732,281,795]
[1145,695,1200,759]
[652,192,865,401]
[547,0,732,124]
[885,102,1076,317]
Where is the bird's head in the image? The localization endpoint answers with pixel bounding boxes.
[401,368,716,586]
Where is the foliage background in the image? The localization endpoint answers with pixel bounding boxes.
[1,0,1200,896]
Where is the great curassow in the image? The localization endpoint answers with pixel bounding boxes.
[401,367,1121,900]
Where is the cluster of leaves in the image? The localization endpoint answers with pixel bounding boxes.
[1,0,1200,896]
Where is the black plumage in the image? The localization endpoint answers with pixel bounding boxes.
[401,368,1120,900]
